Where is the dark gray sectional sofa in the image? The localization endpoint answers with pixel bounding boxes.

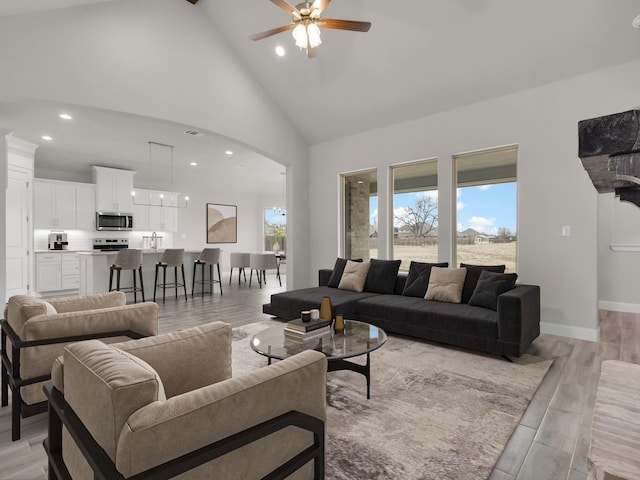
[263,267,540,358]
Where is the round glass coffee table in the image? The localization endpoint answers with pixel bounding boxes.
[250,319,387,399]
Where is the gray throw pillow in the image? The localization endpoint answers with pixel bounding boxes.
[460,263,506,303]
[363,259,402,294]
[468,270,518,311]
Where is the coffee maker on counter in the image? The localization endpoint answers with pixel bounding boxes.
[48,232,68,250]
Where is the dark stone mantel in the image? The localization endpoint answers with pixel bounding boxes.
[578,110,640,205]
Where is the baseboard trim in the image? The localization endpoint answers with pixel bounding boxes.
[598,300,640,314]
[540,322,600,342]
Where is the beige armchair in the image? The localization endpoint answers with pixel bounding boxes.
[1,292,158,441]
[44,322,327,479]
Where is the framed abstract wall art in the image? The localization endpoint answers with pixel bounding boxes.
[206,203,237,243]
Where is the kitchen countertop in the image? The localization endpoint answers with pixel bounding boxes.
[76,249,203,256]
[36,249,203,255]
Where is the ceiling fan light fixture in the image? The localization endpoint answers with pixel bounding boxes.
[292,22,321,49]
[307,23,322,48]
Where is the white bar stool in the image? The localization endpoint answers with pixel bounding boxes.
[153,249,188,304]
[108,249,145,303]
[192,248,222,296]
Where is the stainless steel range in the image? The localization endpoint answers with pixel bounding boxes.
[93,238,129,251]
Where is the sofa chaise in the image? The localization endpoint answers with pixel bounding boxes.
[263,259,540,358]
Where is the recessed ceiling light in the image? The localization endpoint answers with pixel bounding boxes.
[225,150,234,155]
[190,162,198,166]
[275,46,285,57]
[41,135,53,141]
[59,113,72,120]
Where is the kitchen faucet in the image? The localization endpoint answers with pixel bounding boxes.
[151,231,157,251]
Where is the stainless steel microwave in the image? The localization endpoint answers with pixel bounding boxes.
[96,212,134,231]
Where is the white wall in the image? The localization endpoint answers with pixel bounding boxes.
[309,59,640,341]
[598,192,640,312]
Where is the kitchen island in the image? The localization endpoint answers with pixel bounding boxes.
[78,250,210,299]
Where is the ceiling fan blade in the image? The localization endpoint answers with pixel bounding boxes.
[310,0,331,14]
[307,46,319,58]
[318,18,372,32]
[271,0,301,16]
[250,23,295,41]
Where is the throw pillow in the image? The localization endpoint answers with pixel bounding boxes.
[468,270,518,311]
[363,259,402,294]
[402,261,449,297]
[460,263,506,304]
[327,257,363,288]
[424,267,467,303]
[338,260,371,292]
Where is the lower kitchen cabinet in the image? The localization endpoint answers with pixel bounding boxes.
[36,252,80,294]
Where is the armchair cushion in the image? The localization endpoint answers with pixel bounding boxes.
[4,295,57,335]
[115,322,232,398]
[63,340,166,461]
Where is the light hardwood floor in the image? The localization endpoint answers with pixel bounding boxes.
[1,276,638,480]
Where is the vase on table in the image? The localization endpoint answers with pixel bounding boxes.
[319,296,332,321]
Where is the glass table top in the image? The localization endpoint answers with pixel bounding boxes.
[250,319,387,362]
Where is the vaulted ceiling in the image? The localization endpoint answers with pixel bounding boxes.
[2,0,640,189]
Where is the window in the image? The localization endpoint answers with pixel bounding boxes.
[341,169,377,260]
[454,145,517,272]
[391,159,438,270]
[264,208,286,253]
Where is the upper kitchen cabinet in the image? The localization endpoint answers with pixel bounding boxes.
[34,180,77,229]
[76,183,96,230]
[147,191,178,232]
[132,188,149,230]
[92,166,135,213]
[34,180,97,230]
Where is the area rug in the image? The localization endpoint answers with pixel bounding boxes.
[231,321,552,480]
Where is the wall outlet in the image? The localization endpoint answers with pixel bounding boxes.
[562,225,571,237]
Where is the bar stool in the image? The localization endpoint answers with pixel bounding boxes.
[153,249,188,304]
[192,248,222,297]
[109,249,145,303]
[229,252,250,285]
[249,253,280,288]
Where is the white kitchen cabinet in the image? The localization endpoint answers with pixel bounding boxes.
[92,166,135,213]
[61,254,80,290]
[148,192,178,231]
[34,179,96,230]
[36,253,62,292]
[75,183,96,230]
[132,189,149,230]
[36,253,80,293]
[34,180,77,229]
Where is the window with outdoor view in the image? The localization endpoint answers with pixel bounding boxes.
[341,169,378,260]
[264,208,286,253]
[390,159,438,271]
[454,145,517,272]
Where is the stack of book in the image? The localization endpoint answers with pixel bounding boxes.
[284,317,331,343]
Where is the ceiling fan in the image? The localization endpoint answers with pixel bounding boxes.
[250,0,371,58]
